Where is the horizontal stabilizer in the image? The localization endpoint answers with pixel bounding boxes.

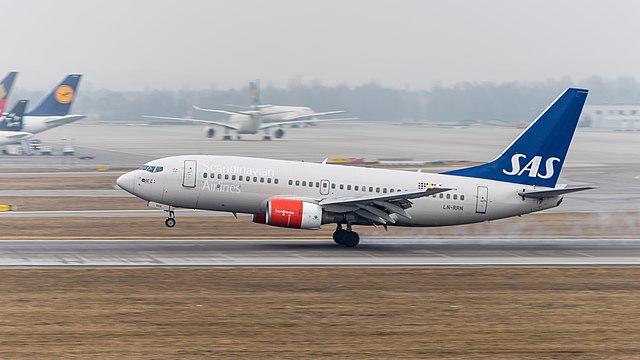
[518,186,596,198]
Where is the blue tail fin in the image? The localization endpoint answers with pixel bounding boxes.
[27,74,82,116]
[0,100,27,131]
[444,88,588,188]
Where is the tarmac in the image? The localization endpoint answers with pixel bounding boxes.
[1,239,640,267]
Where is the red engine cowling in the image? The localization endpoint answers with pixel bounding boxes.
[253,199,322,229]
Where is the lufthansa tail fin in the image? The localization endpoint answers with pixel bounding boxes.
[0,72,18,114]
[444,88,588,188]
[0,100,28,131]
[27,74,82,116]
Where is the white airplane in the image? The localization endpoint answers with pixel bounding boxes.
[118,88,594,247]
[223,80,348,122]
[19,74,85,134]
[0,100,32,145]
[144,80,355,140]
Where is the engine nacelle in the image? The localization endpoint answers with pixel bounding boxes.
[274,128,285,139]
[253,199,322,229]
[204,127,216,138]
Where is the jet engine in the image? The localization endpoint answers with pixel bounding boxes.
[204,127,216,138]
[274,128,285,139]
[252,198,322,229]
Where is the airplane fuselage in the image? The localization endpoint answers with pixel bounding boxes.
[20,115,86,134]
[119,155,560,227]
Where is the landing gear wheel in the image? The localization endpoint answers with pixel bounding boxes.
[223,135,232,141]
[341,231,360,247]
[165,218,176,228]
[333,229,347,245]
[262,135,272,141]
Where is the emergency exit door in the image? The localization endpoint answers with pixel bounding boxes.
[475,186,488,214]
[182,160,197,188]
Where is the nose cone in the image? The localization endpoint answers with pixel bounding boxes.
[116,171,135,194]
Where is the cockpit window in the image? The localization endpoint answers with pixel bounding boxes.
[139,165,162,173]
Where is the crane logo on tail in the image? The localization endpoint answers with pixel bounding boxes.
[54,85,74,104]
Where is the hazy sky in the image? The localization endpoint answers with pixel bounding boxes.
[4,0,640,91]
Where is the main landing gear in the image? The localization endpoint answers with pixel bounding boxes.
[165,210,176,228]
[332,223,360,247]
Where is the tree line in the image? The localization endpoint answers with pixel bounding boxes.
[11,76,640,123]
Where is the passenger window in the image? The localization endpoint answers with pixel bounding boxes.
[315,182,319,188]
[347,185,351,190]
[225,174,229,180]
[274,179,279,184]
[309,182,313,188]
[354,185,359,191]
[322,183,327,188]
[331,183,336,189]
[260,178,264,183]
[246,176,250,182]
[302,181,306,186]
[363,186,366,192]
[453,194,457,200]
[432,195,436,198]
[369,187,373,192]
[295,180,300,186]
[239,176,243,181]
[267,178,272,183]
[461,195,465,201]
[376,187,380,193]
[340,184,344,190]
[253,177,258,182]
[446,194,451,199]
[232,175,236,180]
[203,173,208,178]
[439,194,443,198]
[289,180,293,185]
[217,174,222,179]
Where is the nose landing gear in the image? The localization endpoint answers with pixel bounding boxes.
[165,210,176,228]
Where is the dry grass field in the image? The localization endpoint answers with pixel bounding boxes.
[1,268,639,359]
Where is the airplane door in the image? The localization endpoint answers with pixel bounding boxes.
[182,160,197,188]
[476,186,488,214]
[319,179,330,195]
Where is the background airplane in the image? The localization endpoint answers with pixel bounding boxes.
[144,80,356,140]
[0,72,18,115]
[222,80,348,122]
[0,100,32,145]
[119,88,594,247]
[19,74,85,135]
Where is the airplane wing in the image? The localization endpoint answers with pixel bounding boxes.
[285,110,347,121]
[518,186,596,198]
[141,115,240,130]
[193,106,252,116]
[258,117,358,130]
[317,187,452,224]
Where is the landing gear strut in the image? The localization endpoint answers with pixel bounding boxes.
[165,210,176,228]
[332,223,360,247]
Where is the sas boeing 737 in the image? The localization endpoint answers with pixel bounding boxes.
[118,88,594,247]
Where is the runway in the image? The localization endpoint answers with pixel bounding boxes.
[1,239,640,267]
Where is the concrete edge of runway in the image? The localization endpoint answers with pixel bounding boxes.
[1,238,640,268]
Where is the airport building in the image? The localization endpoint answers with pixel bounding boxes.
[582,105,640,130]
